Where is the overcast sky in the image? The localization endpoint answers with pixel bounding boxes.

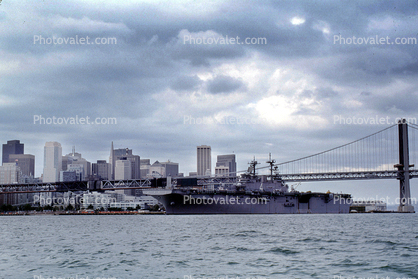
[1,0,418,203]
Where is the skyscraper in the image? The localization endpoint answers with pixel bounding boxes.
[0,163,22,184]
[216,154,236,176]
[43,142,62,183]
[109,142,140,180]
[148,160,179,178]
[62,147,91,180]
[92,160,111,180]
[115,159,132,180]
[197,145,211,176]
[2,140,24,164]
[9,154,35,177]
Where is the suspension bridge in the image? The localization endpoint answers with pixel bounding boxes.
[0,119,416,212]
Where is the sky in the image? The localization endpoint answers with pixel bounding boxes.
[1,0,418,204]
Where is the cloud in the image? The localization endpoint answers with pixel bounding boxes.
[206,75,246,94]
[170,75,202,91]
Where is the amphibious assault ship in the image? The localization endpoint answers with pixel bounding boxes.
[147,156,352,214]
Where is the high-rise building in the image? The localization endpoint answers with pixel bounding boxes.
[216,154,236,176]
[215,166,229,177]
[109,141,114,179]
[109,142,140,180]
[0,163,23,205]
[115,159,132,180]
[60,170,77,182]
[43,142,62,182]
[2,140,24,164]
[92,160,111,180]
[161,161,179,177]
[148,160,179,178]
[140,159,151,178]
[197,145,211,176]
[8,154,35,177]
[62,146,91,180]
[0,163,22,184]
[67,164,84,181]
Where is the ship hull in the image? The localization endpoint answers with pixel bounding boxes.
[150,191,351,214]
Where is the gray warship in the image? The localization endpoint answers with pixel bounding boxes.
[147,157,352,214]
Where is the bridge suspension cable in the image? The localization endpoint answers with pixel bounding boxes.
[268,124,400,175]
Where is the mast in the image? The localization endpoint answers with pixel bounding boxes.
[266,153,276,180]
[248,156,259,177]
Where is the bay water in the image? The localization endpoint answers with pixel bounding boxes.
[0,214,417,279]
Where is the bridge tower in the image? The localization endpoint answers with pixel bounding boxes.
[395,119,415,212]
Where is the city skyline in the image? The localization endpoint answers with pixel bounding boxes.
[0,138,244,180]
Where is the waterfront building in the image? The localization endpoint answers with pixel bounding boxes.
[350,201,387,213]
[81,192,157,210]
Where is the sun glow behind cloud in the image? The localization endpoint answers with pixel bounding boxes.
[291,16,305,25]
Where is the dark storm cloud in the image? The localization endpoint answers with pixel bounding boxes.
[359,90,418,113]
[206,75,246,94]
[170,75,202,91]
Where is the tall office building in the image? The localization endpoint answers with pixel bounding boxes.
[0,163,22,184]
[62,147,91,180]
[92,160,111,180]
[148,160,179,178]
[2,140,24,164]
[8,154,35,177]
[216,154,236,176]
[197,145,211,176]
[60,170,77,182]
[109,142,140,180]
[215,166,229,177]
[0,163,23,205]
[43,142,62,183]
[140,159,151,178]
[115,159,132,180]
